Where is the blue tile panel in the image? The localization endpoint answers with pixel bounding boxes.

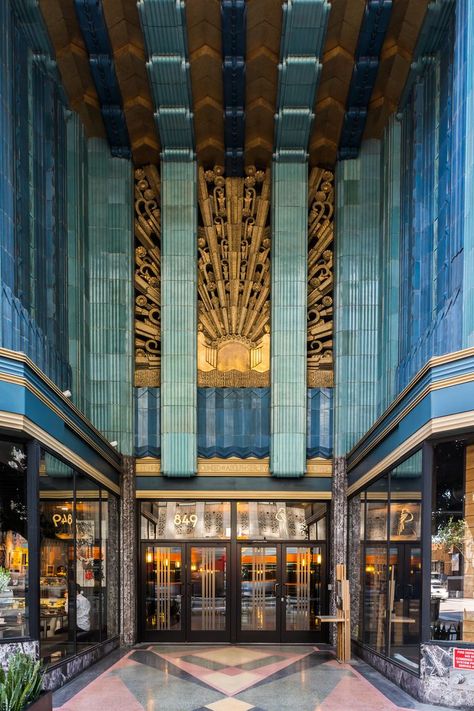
[457,0,474,347]
[338,0,392,160]
[198,388,270,458]
[271,162,307,477]
[274,0,329,162]
[0,0,70,390]
[221,0,246,176]
[74,0,130,158]
[307,388,333,459]
[138,0,194,160]
[334,140,382,457]
[160,160,197,476]
[397,7,463,390]
[87,138,134,455]
[135,387,160,458]
[66,112,90,414]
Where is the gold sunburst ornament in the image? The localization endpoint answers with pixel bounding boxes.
[197,165,271,387]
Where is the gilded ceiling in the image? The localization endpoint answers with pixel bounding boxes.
[39,0,429,169]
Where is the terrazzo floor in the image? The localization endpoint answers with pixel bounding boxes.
[52,645,454,711]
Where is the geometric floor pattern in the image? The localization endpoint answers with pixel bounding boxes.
[53,645,442,711]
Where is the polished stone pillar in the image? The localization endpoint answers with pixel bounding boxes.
[329,456,347,644]
[347,494,361,639]
[120,455,136,646]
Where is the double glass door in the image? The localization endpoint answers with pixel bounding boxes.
[141,542,229,642]
[238,544,325,642]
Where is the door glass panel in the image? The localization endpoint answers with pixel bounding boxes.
[144,546,182,631]
[240,547,277,631]
[389,546,421,668]
[190,547,227,631]
[284,547,322,632]
[140,502,231,539]
[363,545,387,652]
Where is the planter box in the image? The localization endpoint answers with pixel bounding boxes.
[24,691,52,711]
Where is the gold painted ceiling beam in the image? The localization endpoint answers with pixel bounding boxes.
[309,0,366,167]
[39,0,105,138]
[102,0,160,165]
[364,0,430,139]
[186,0,224,168]
[245,0,282,168]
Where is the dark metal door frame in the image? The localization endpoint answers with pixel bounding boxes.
[186,542,231,643]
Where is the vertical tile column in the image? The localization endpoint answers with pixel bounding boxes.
[120,455,136,645]
[329,456,347,643]
[87,138,133,454]
[161,161,197,477]
[271,162,307,478]
[378,117,401,414]
[334,141,381,456]
[459,1,474,347]
[66,112,89,413]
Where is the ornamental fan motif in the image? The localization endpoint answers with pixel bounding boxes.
[197,165,271,387]
[307,167,334,387]
[134,166,161,387]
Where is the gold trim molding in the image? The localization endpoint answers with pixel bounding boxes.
[134,165,161,386]
[347,409,474,497]
[0,411,120,495]
[197,165,271,387]
[135,456,333,477]
[136,490,332,500]
[307,167,334,386]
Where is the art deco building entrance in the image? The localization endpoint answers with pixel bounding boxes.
[139,501,327,643]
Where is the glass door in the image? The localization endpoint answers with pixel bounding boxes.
[238,545,280,641]
[282,545,324,641]
[388,544,421,668]
[141,543,185,641]
[187,545,230,641]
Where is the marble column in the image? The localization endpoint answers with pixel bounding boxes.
[347,494,362,639]
[120,455,136,646]
[329,456,348,644]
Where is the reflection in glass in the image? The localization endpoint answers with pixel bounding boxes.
[39,455,75,663]
[285,547,322,632]
[388,546,421,668]
[237,502,314,539]
[240,547,276,631]
[0,441,28,639]
[144,546,182,631]
[75,474,101,649]
[363,546,387,652]
[190,547,227,631]
[140,501,231,539]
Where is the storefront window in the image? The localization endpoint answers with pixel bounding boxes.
[431,440,473,642]
[39,452,119,664]
[141,501,231,539]
[0,441,28,639]
[355,451,422,670]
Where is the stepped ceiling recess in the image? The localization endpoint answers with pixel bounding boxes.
[40,0,430,168]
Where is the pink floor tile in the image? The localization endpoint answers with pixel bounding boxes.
[54,673,144,711]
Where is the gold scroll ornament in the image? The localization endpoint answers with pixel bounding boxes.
[197,165,271,387]
[308,168,334,388]
[134,166,161,387]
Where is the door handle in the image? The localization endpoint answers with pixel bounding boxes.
[274,582,280,596]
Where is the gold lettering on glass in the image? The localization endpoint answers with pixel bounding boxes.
[197,165,271,387]
[308,168,334,387]
[134,166,161,387]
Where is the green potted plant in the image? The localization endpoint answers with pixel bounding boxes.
[0,652,52,711]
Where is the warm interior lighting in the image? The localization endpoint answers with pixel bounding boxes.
[316,553,322,565]
[175,561,181,568]
[146,551,153,563]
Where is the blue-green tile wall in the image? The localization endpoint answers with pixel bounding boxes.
[67,112,90,413]
[377,116,401,414]
[334,141,382,456]
[271,162,307,477]
[160,160,197,476]
[87,138,134,454]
